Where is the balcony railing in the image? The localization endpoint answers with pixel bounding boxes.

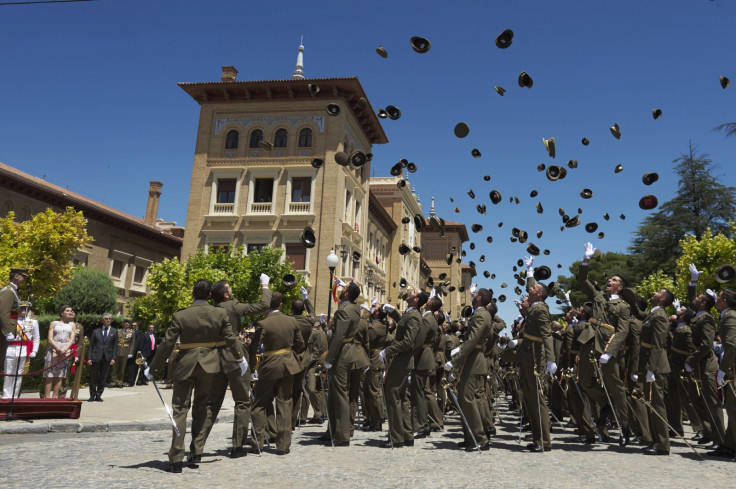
[212,203,235,214]
[288,202,310,213]
[251,202,273,214]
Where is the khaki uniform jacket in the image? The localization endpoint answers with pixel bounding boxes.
[385,308,421,371]
[719,308,736,379]
[325,301,361,366]
[368,319,389,370]
[293,298,316,359]
[302,326,328,370]
[150,301,242,377]
[352,318,371,369]
[578,265,630,355]
[0,283,20,336]
[638,307,670,375]
[444,334,460,362]
[414,311,438,371]
[453,307,491,376]
[626,318,642,378]
[116,327,136,356]
[250,311,305,380]
[219,287,272,367]
[685,285,719,373]
[521,301,555,364]
[668,323,693,369]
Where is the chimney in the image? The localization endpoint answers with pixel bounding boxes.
[221,66,238,82]
[144,181,163,226]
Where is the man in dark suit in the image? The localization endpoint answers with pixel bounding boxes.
[146,279,247,473]
[135,324,158,385]
[86,313,118,402]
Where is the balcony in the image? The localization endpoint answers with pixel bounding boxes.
[288,202,311,213]
[251,202,273,214]
[212,203,235,215]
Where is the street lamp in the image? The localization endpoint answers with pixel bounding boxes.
[326,249,339,321]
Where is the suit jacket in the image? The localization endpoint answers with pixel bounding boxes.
[86,325,118,363]
[414,311,438,371]
[385,308,421,371]
[250,311,304,380]
[149,300,242,378]
[136,330,158,358]
[638,306,670,375]
[0,283,21,336]
[454,307,491,376]
[324,301,361,366]
[218,287,272,368]
[719,308,736,379]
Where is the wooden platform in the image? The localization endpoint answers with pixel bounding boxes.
[0,398,82,419]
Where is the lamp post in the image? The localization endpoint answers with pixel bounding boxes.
[326,249,339,321]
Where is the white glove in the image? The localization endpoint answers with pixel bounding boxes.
[717,370,726,386]
[513,299,522,310]
[372,297,378,306]
[470,283,478,295]
[382,304,395,313]
[378,349,386,362]
[30,352,36,358]
[250,372,259,382]
[583,242,595,260]
[323,360,332,370]
[337,278,347,288]
[689,263,703,283]
[599,353,611,364]
[144,367,154,381]
[300,286,308,300]
[684,363,694,373]
[4,333,13,340]
[631,373,639,382]
[444,361,454,372]
[672,298,681,311]
[563,291,570,302]
[237,356,249,376]
[260,273,270,286]
[429,288,437,299]
[451,347,461,358]
[319,313,326,325]
[508,339,518,348]
[645,370,655,383]
[524,255,534,273]
[545,361,557,376]
[360,304,372,313]
[128,354,133,358]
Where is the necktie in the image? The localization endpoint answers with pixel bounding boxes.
[150,333,154,350]
[103,328,108,342]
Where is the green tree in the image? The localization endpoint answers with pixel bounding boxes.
[0,207,92,308]
[54,267,118,314]
[713,122,736,138]
[628,142,736,278]
[129,257,189,328]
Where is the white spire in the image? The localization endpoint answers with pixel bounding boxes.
[291,36,305,80]
[430,197,436,217]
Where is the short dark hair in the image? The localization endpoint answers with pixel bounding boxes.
[58,304,75,316]
[486,299,498,319]
[346,282,361,301]
[477,288,492,306]
[416,291,430,309]
[536,283,549,300]
[427,296,442,312]
[678,307,695,324]
[702,293,716,311]
[291,299,305,315]
[721,288,736,309]
[435,310,445,326]
[211,280,229,303]
[612,274,628,288]
[269,291,283,310]
[193,279,212,301]
[580,304,593,320]
[661,289,674,307]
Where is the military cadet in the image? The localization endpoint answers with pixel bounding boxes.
[444,288,494,451]
[363,305,389,431]
[197,274,271,458]
[411,292,441,438]
[1,268,27,369]
[290,286,316,429]
[712,288,736,459]
[629,287,674,455]
[427,309,446,430]
[3,301,39,399]
[111,319,135,388]
[665,306,701,437]
[624,299,653,446]
[579,242,632,447]
[321,282,362,446]
[566,305,599,442]
[379,290,426,448]
[249,291,305,455]
[348,304,371,435]
[303,316,328,424]
[685,264,726,451]
[145,279,247,473]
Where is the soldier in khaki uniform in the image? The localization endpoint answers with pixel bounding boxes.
[411,293,441,437]
[290,286,315,429]
[197,274,271,458]
[665,307,701,436]
[363,306,389,431]
[348,306,371,435]
[146,279,247,473]
[321,282,362,446]
[1,269,27,369]
[303,317,328,424]
[111,319,135,387]
[249,291,305,455]
[712,288,736,459]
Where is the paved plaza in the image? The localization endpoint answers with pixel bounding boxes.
[0,385,732,488]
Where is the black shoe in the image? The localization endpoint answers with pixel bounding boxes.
[166,462,182,473]
[458,440,470,448]
[307,417,324,424]
[363,425,382,432]
[486,427,497,436]
[697,436,713,445]
[276,449,291,455]
[229,447,247,458]
[691,430,705,441]
[619,426,631,447]
[598,404,612,426]
[186,453,201,463]
[382,441,401,448]
[669,428,684,437]
[413,430,430,439]
[333,441,350,447]
[479,442,492,451]
[404,439,414,447]
[95,396,103,402]
[88,397,95,402]
[527,443,544,453]
[572,436,596,444]
[430,425,444,432]
[643,447,669,456]
[317,434,332,442]
[123,383,132,387]
[248,446,261,455]
[707,445,735,458]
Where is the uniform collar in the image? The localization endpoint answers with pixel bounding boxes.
[530,301,541,308]
[423,310,432,316]
[473,306,484,314]
[722,307,732,315]
[406,306,415,312]
[695,310,707,317]
[609,294,620,300]
[650,305,661,313]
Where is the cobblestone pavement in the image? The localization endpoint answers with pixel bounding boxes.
[1,396,732,489]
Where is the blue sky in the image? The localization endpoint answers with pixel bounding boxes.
[1,0,734,322]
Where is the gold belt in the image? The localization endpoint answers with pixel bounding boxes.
[263,348,290,357]
[371,348,383,353]
[423,343,433,348]
[342,336,354,343]
[179,341,225,350]
[474,344,482,349]
[524,333,542,342]
[320,351,328,357]
[590,318,615,331]
[641,342,652,349]
[571,349,580,354]
[671,346,690,356]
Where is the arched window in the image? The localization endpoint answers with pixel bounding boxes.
[249,129,263,148]
[274,129,288,147]
[225,130,239,149]
[298,128,312,147]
